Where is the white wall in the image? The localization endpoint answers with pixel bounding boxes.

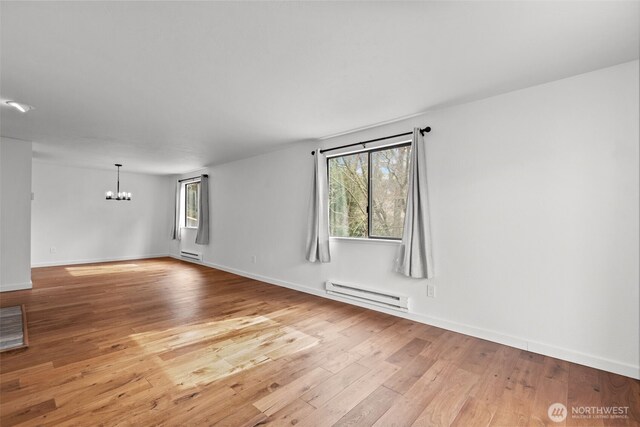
[0,137,33,291]
[32,162,173,266]
[170,60,639,378]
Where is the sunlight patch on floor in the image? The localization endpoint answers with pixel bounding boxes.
[65,263,141,276]
[129,315,319,389]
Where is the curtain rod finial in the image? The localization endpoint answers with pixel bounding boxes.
[311,151,316,155]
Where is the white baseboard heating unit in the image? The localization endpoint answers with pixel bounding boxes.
[325,281,409,312]
[180,250,202,261]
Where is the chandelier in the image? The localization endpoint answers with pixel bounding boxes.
[105,164,132,201]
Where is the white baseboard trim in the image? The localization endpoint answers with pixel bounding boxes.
[31,254,169,268]
[0,281,33,292]
[170,254,640,380]
[527,340,639,380]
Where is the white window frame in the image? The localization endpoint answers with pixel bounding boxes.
[182,179,201,229]
[327,140,411,241]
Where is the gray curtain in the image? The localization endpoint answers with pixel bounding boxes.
[195,175,210,245]
[396,128,434,278]
[171,181,181,241]
[306,149,331,263]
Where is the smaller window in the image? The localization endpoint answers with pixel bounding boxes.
[185,182,199,228]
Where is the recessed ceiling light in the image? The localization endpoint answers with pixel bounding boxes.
[6,101,33,113]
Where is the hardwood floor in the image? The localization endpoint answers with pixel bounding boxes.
[0,258,638,426]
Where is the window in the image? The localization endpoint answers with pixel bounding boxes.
[329,143,411,240]
[184,182,199,228]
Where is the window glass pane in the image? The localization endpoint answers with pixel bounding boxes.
[329,153,368,238]
[371,145,411,238]
[185,183,199,228]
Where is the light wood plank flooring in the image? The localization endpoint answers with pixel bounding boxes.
[0,258,638,426]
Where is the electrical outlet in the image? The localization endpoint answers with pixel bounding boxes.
[50,247,56,254]
[427,284,435,298]
[251,255,257,264]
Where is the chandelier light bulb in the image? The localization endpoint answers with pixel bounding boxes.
[6,101,33,113]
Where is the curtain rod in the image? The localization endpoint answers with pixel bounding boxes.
[311,126,431,156]
[178,174,208,183]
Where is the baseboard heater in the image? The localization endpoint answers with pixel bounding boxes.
[180,250,202,261]
[325,281,409,312]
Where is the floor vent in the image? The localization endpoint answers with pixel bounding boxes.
[325,281,409,312]
[180,250,202,261]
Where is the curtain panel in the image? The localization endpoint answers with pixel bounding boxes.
[170,181,181,241]
[195,175,210,245]
[306,149,331,263]
[396,128,434,279]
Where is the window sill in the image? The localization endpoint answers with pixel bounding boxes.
[330,236,401,245]
[183,226,199,230]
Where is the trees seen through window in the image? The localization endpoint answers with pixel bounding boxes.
[328,144,410,239]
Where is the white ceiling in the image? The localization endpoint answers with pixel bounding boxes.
[1,1,638,174]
